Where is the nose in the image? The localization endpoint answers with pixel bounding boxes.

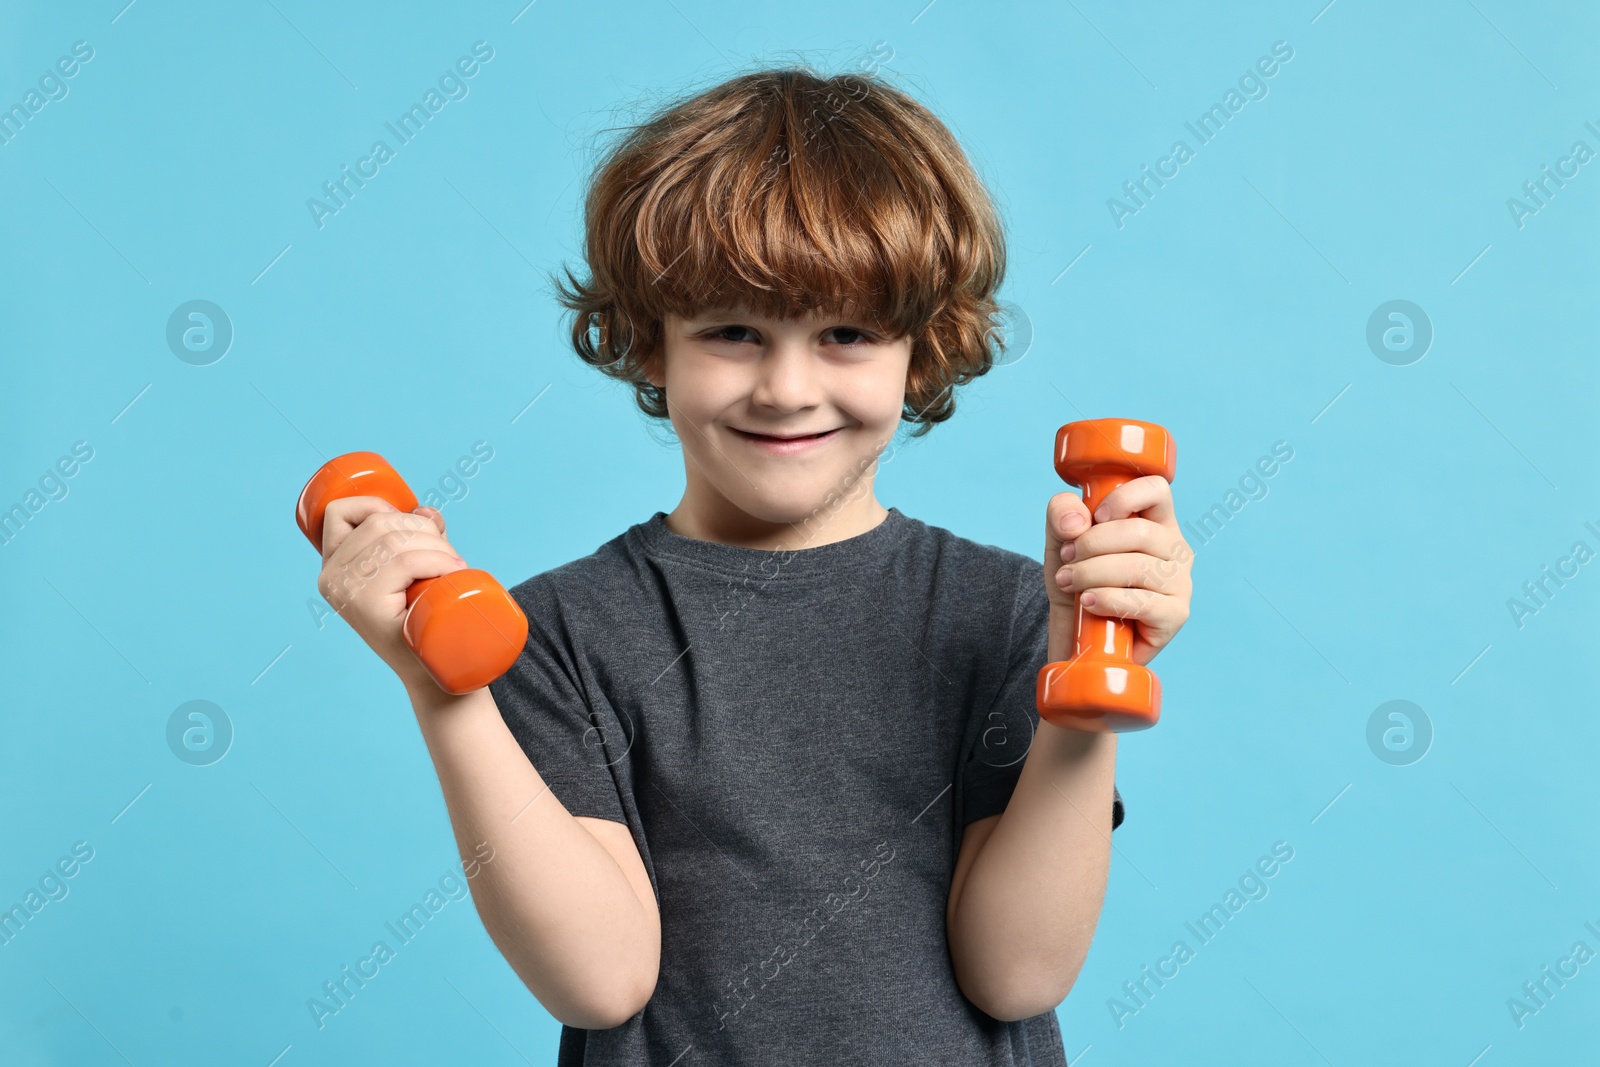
[749,339,822,412]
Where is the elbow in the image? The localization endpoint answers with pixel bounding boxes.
[494,929,659,1031]
[553,923,661,1030]
[571,969,658,1030]
[961,977,1073,1024]
[949,912,1093,1022]
[547,972,652,1030]
[952,950,1080,1023]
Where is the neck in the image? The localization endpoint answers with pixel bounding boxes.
[665,488,888,551]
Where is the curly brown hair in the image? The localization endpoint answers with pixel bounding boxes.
[549,63,1010,437]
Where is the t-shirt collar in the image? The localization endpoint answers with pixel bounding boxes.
[634,506,911,578]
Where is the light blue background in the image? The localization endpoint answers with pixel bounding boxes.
[2,1,1596,1064]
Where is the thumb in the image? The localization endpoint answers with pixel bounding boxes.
[1045,490,1092,611]
[1045,490,1092,560]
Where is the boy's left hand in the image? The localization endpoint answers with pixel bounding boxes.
[1045,476,1193,666]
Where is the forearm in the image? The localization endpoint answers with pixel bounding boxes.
[407,683,658,1028]
[948,609,1118,1020]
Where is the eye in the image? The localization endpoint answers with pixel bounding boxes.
[825,326,876,347]
[700,325,758,344]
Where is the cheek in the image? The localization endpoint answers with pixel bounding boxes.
[850,359,911,423]
[674,367,749,424]
[658,353,716,417]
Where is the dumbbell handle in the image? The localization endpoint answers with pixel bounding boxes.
[1071,472,1137,666]
[295,451,528,695]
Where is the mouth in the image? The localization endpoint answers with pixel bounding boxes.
[731,426,844,452]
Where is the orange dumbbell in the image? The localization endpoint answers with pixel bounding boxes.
[294,451,528,695]
[1036,418,1177,732]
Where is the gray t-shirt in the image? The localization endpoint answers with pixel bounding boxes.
[489,506,1124,1066]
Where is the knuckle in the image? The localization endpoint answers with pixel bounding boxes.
[394,548,448,569]
[1104,594,1136,618]
[319,573,353,605]
[323,498,356,522]
[1128,517,1161,546]
[369,528,414,556]
[373,515,417,538]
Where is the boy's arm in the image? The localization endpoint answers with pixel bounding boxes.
[947,481,1189,1021]
[409,681,661,1029]
[307,495,657,1026]
[945,711,1117,1022]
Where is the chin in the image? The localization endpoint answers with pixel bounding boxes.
[742,479,873,528]
[730,492,832,528]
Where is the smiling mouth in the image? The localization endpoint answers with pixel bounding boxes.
[733,428,842,441]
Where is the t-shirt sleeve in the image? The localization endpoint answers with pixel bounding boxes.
[487,577,629,825]
[960,559,1125,832]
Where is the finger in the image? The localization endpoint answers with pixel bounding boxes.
[321,549,469,610]
[320,496,401,561]
[1079,585,1188,633]
[1091,474,1176,527]
[1046,490,1093,557]
[1056,551,1190,597]
[413,505,446,537]
[389,549,471,588]
[328,511,448,566]
[1079,586,1189,666]
[1063,516,1190,565]
[328,515,460,575]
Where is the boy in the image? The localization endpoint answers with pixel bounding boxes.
[314,65,1192,1065]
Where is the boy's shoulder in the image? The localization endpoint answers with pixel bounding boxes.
[912,511,1038,568]
[504,521,641,610]
[904,512,1043,611]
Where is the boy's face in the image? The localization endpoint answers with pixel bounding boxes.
[650,304,912,541]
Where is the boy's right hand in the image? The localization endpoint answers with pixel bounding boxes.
[315,497,470,694]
